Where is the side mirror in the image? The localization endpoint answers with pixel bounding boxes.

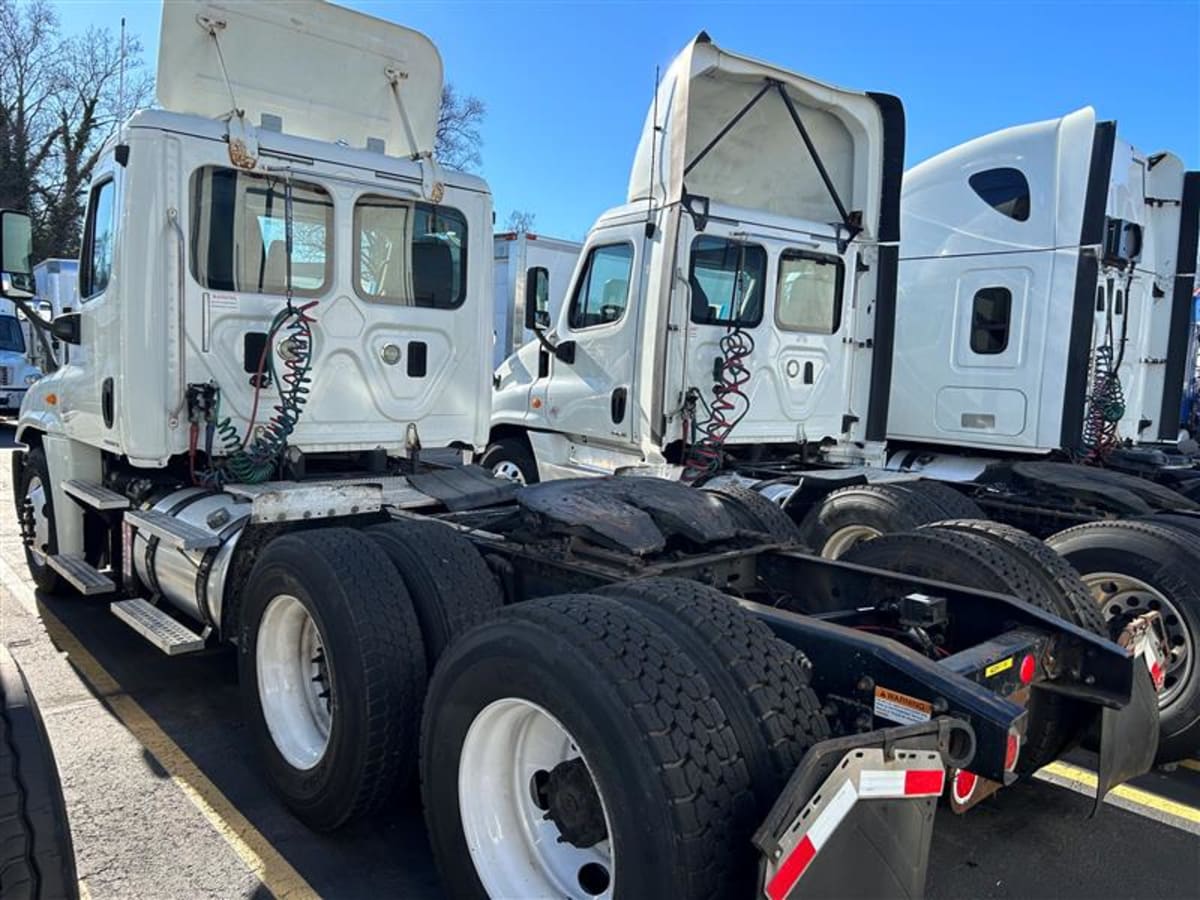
[0,209,34,299]
[51,312,81,345]
[554,340,576,365]
[524,266,551,331]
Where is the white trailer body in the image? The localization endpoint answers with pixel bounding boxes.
[889,110,1199,456]
[33,258,79,317]
[491,232,580,368]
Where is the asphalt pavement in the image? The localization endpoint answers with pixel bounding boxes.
[1,421,1197,899]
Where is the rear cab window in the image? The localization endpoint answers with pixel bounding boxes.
[689,236,767,327]
[190,167,333,295]
[775,250,844,334]
[354,197,469,308]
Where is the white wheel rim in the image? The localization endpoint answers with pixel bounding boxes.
[256,594,332,770]
[24,474,50,561]
[459,698,615,899]
[491,459,527,485]
[1082,571,1195,710]
[823,524,882,559]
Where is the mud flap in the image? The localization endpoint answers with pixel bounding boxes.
[754,718,972,900]
[1094,665,1159,812]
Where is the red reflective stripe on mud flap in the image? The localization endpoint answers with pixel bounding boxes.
[903,769,945,796]
[766,835,816,900]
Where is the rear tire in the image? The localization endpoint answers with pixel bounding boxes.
[238,528,427,830]
[797,483,947,558]
[843,529,1091,773]
[14,449,63,595]
[0,645,78,900]
[1047,520,1200,763]
[367,518,503,669]
[479,436,539,485]
[900,481,986,519]
[421,594,757,900]
[701,483,802,542]
[598,578,828,805]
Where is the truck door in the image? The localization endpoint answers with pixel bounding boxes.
[544,225,644,447]
[69,162,123,440]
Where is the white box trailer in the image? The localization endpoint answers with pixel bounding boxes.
[491,231,580,368]
[33,258,79,318]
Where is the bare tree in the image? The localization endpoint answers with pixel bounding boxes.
[0,1,153,259]
[505,209,536,234]
[436,83,485,171]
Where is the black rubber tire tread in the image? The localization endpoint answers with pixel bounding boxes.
[1139,512,1200,540]
[14,449,63,595]
[842,529,1086,774]
[700,483,802,541]
[0,645,78,900]
[422,593,757,900]
[478,436,540,484]
[797,483,949,556]
[928,519,1108,636]
[1047,519,1200,763]
[899,480,986,519]
[239,527,427,830]
[598,578,828,806]
[367,518,503,669]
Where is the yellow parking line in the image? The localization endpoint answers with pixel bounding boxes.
[1180,759,1200,774]
[1039,760,1200,825]
[38,606,318,899]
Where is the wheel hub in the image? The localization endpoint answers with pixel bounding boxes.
[535,757,609,848]
[491,460,526,485]
[21,476,50,560]
[1083,571,1194,710]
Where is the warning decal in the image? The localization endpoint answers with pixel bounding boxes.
[873,686,933,726]
[985,656,1014,678]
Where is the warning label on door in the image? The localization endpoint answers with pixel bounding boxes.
[873,686,933,726]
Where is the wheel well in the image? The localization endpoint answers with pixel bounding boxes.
[487,424,532,451]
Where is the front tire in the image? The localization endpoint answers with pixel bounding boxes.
[479,436,540,485]
[239,528,427,830]
[14,448,63,594]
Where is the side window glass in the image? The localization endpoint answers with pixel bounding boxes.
[969,168,1031,222]
[568,243,634,330]
[688,236,767,326]
[355,197,468,308]
[776,251,844,334]
[525,266,550,329]
[970,286,1012,354]
[80,179,116,300]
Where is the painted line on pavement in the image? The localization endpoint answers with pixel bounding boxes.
[1179,759,1200,774]
[0,554,317,899]
[1037,760,1200,834]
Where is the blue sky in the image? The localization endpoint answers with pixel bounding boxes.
[60,0,1200,240]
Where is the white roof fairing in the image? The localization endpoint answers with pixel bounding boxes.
[627,35,885,236]
[157,1,443,158]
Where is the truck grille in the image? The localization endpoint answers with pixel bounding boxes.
[0,366,10,386]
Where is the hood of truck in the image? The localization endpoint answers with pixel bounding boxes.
[158,1,442,157]
[626,34,892,241]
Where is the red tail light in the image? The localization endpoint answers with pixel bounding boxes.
[1004,729,1021,772]
[1019,654,1036,684]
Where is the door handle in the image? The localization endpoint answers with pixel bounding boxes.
[611,387,628,425]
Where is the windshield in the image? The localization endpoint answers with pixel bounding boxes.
[0,315,25,353]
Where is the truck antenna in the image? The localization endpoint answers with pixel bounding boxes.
[645,65,660,239]
[118,17,126,115]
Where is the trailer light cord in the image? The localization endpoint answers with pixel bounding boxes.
[682,324,755,482]
[1080,271,1132,461]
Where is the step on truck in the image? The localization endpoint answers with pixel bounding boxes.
[3,5,1164,898]
[484,46,1200,761]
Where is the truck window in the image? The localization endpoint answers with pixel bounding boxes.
[970,286,1012,354]
[354,197,468,308]
[688,236,766,327]
[0,315,24,353]
[190,167,332,296]
[968,168,1031,222]
[80,179,116,300]
[568,243,633,330]
[775,250,843,334]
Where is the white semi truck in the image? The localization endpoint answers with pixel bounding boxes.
[4,6,1165,899]
[485,88,1200,762]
